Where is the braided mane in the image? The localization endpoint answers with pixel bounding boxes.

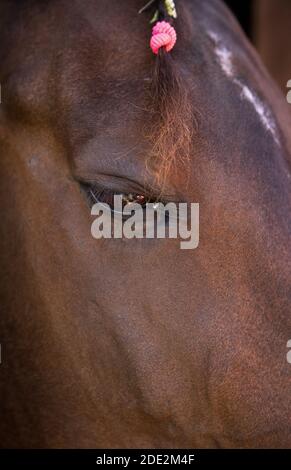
[143,0,196,190]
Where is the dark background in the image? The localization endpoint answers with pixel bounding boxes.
[225,0,291,92]
[225,0,253,39]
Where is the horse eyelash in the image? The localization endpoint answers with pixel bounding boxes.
[82,185,116,208]
[88,187,109,205]
[81,184,161,210]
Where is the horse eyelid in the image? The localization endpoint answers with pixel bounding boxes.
[80,183,147,211]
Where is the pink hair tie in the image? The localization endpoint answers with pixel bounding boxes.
[150,21,177,55]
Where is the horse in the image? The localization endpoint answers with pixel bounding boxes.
[0,0,290,448]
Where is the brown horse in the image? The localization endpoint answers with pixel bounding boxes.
[0,0,291,448]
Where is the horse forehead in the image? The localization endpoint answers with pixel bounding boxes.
[2,0,154,129]
[3,0,236,97]
[2,0,150,78]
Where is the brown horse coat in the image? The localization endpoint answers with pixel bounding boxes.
[0,0,291,448]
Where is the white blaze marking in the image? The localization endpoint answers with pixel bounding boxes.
[209,32,234,78]
[239,85,280,144]
[215,46,233,78]
[208,31,280,146]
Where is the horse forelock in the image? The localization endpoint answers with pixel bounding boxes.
[139,1,198,192]
[147,47,197,191]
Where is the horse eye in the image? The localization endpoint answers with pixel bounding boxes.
[123,193,147,206]
[81,184,154,211]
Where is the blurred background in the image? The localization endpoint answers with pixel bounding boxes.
[225,0,291,93]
